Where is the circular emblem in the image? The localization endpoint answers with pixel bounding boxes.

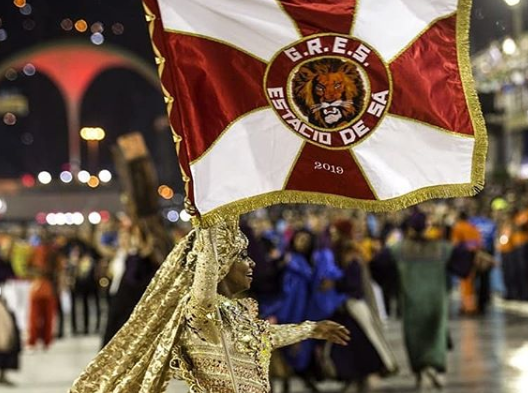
[265,34,392,149]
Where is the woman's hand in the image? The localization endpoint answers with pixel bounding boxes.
[312,320,350,346]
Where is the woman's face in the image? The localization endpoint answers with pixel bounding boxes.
[293,232,312,254]
[329,226,341,244]
[221,249,256,295]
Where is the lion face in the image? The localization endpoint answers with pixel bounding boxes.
[292,58,365,129]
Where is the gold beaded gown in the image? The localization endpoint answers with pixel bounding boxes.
[70,223,315,393]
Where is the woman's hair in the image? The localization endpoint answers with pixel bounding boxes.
[333,219,353,238]
[289,229,315,260]
[402,211,427,241]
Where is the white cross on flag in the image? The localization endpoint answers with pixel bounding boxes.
[143,0,487,226]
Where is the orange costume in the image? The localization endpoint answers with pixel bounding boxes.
[27,244,57,348]
[451,220,482,313]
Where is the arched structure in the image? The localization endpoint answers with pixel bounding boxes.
[0,41,160,172]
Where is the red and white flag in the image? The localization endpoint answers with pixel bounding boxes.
[143,0,486,225]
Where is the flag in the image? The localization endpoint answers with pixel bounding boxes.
[143,0,486,226]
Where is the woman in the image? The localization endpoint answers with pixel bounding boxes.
[274,228,324,392]
[374,211,466,389]
[324,220,397,392]
[27,232,58,349]
[102,224,158,346]
[71,220,349,393]
[0,254,21,386]
[276,229,314,329]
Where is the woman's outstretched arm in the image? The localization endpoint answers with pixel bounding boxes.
[270,320,350,349]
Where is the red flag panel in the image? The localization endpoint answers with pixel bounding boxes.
[162,34,268,161]
[389,15,474,135]
[279,0,357,37]
[285,143,375,200]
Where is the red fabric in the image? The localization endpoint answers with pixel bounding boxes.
[144,1,478,215]
[285,143,375,199]
[162,33,268,162]
[389,15,474,135]
[279,0,357,36]
[30,245,55,275]
[28,279,56,347]
[145,0,197,204]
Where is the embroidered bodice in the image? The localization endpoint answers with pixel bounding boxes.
[175,246,315,393]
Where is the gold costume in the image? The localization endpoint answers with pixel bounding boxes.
[70,221,316,393]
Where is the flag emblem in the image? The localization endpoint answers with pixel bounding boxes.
[265,34,391,148]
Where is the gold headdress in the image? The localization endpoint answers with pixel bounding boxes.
[70,219,247,393]
[212,219,249,279]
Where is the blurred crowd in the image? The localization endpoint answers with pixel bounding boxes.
[0,189,527,390]
[242,199,500,391]
[0,214,188,386]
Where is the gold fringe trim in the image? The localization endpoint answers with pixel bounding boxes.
[457,0,488,193]
[195,183,479,228]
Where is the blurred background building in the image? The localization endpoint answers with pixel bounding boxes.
[0,0,185,226]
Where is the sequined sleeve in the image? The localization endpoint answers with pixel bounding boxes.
[269,321,316,349]
[186,232,221,342]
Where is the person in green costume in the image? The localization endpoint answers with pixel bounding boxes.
[373,210,470,389]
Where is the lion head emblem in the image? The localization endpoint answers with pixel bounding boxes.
[292,58,366,129]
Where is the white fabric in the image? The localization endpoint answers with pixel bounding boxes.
[345,298,397,371]
[158,0,301,62]
[109,249,127,296]
[190,109,304,214]
[371,281,388,322]
[352,0,458,61]
[352,115,475,200]
[60,290,72,315]
[0,299,15,352]
[1,279,30,333]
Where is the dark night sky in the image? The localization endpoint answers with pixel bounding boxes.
[0,0,179,185]
[0,0,524,180]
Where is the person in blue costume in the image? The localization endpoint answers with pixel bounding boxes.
[275,229,320,392]
[306,212,347,324]
[279,224,350,392]
[307,246,347,322]
[469,203,497,314]
[276,230,314,353]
